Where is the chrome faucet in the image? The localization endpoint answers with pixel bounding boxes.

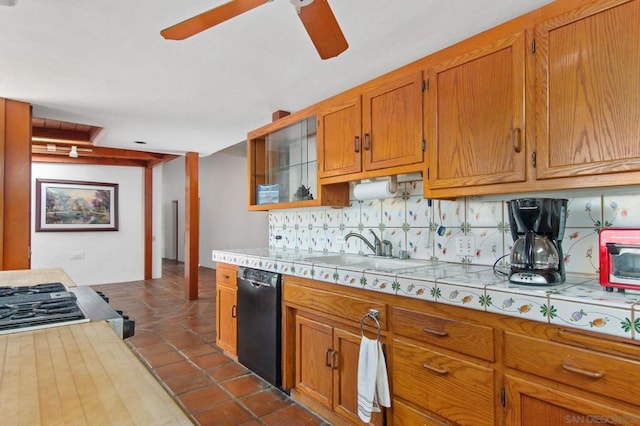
[345,229,391,257]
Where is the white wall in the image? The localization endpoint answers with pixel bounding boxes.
[31,163,155,285]
[162,157,185,261]
[199,145,268,268]
[161,144,268,269]
[31,143,265,284]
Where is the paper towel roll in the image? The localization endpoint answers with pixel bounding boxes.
[353,180,396,201]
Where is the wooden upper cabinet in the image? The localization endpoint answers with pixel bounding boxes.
[247,106,349,210]
[362,72,424,172]
[317,71,424,181]
[425,31,527,190]
[317,94,362,178]
[535,0,640,179]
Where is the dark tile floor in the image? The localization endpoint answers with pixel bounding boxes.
[93,260,329,426]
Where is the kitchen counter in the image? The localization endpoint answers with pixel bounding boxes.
[213,248,640,341]
[0,268,192,425]
[0,321,191,425]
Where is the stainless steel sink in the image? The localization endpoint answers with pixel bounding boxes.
[303,254,432,272]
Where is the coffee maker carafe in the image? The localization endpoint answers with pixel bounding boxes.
[507,198,568,285]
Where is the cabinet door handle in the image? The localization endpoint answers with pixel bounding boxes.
[354,136,361,153]
[325,348,333,367]
[422,362,448,375]
[332,350,339,369]
[422,327,448,337]
[231,305,237,318]
[561,362,604,379]
[221,274,230,279]
[513,127,522,153]
[364,133,371,150]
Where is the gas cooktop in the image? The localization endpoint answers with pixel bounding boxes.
[0,282,87,332]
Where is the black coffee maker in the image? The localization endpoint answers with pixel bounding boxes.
[507,198,568,285]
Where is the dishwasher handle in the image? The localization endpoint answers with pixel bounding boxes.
[246,279,272,289]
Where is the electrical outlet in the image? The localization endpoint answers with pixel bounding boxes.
[455,236,475,256]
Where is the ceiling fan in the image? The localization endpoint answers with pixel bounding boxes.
[161,0,348,60]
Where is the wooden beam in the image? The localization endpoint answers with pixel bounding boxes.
[184,152,199,300]
[31,154,149,168]
[32,144,178,168]
[2,99,31,270]
[32,144,171,161]
[144,167,153,280]
[31,127,93,145]
[0,98,5,270]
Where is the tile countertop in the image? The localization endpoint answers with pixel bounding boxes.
[212,248,640,342]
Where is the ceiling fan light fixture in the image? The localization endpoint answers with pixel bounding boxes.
[69,146,79,158]
[290,0,314,13]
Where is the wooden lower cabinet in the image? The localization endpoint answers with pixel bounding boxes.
[295,315,333,408]
[504,374,640,425]
[281,275,640,425]
[294,313,384,425]
[215,264,238,355]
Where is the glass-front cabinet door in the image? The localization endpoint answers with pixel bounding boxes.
[248,110,349,210]
[265,116,317,204]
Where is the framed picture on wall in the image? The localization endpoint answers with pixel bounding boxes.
[35,179,119,232]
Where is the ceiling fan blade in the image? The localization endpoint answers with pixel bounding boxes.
[161,0,269,40]
[297,0,348,59]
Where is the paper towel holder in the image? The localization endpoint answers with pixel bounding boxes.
[356,175,398,193]
[387,175,398,193]
[353,176,399,201]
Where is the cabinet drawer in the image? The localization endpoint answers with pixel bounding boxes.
[284,281,387,330]
[392,306,494,362]
[505,332,640,407]
[216,264,237,289]
[392,399,453,426]
[392,339,495,426]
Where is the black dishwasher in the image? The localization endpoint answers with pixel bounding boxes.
[237,267,282,388]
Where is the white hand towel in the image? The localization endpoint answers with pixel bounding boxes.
[357,336,391,423]
[375,341,391,408]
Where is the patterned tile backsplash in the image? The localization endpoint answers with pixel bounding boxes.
[268,181,640,275]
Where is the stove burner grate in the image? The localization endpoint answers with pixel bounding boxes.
[0,284,86,331]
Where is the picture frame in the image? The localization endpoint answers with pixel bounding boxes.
[36,179,119,232]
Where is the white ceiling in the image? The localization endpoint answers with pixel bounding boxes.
[0,0,553,156]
